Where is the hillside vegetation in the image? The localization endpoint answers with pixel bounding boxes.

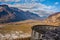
[0,20,43,34]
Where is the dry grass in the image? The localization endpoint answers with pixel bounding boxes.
[0,19,59,34]
[0,19,60,40]
[0,20,43,34]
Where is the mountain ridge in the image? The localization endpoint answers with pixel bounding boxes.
[0,4,41,24]
[44,12,60,26]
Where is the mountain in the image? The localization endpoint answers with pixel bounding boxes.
[46,12,60,22]
[44,12,60,26]
[0,5,41,23]
[0,12,60,36]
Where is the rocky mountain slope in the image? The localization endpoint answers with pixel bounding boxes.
[44,12,60,26]
[0,5,41,23]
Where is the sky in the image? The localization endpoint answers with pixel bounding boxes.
[0,0,60,17]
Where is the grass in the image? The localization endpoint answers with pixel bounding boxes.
[0,20,43,34]
[0,19,59,34]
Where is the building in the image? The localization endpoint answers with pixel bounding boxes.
[31,25,59,40]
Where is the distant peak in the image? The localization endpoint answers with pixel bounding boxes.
[48,12,60,18]
[0,4,8,7]
[26,11,30,12]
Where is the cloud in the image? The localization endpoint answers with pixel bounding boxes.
[15,0,20,2]
[1,0,58,17]
[31,0,46,2]
[24,0,46,4]
[7,3,58,17]
[55,2,59,5]
[0,0,13,2]
[2,0,46,3]
[0,0,21,2]
[39,0,46,2]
